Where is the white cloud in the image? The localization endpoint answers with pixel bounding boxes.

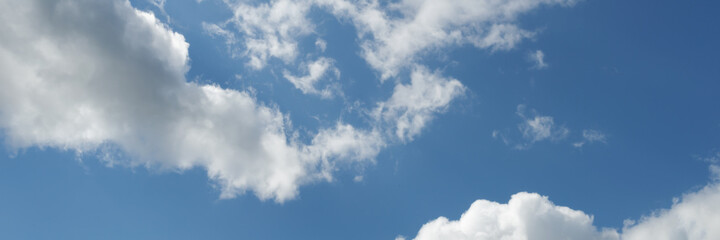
[0,0,467,203]
[529,49,548,69]
[317,0,575,79]
[374,66,466,142]
[315,38,327,52]
[404,165,720,240]
[411,192,620,240]
[496,107,610,149]
[303,123,384,180]
[574,129,607,148]
[204,0,314,69]
[512,104,570,149]
[149,0,165,9]
[283,57,340,98]
[203,22,237,47]
[0,0,572,204]
[0,0,385,203]
[520,116,557,142]
[622,181,720,240]
[353,175,364,182]
[583,129,606,142]
[207,0,575,79]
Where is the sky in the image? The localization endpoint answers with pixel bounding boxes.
[0,0,719,239]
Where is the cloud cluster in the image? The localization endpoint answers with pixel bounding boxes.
[207,0,576,82]
[0,0,468,202]
[0,0,381,202]
[318,0,575,79]
[494,105,610,149]
[401,166,720,240]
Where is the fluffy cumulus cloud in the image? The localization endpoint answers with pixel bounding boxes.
[621,170,720,240]
[402,166,720,240]
[406,192,620,240]
[0,0,390,202]
[0,0,470,202]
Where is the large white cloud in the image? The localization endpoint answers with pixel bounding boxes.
[621,167,720,240]
[406,192,620,240]
[402,166,720,240]
[0,0,387,202]
[0,0,469,202]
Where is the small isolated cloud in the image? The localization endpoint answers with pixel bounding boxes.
[493,105,569,149]
[573,129,607,148]
[403,165,720,240]
[315,38,327,52]
[374,66,466,142]
[283,57,340,98]
[529,50,549,69]
[517,104,570,143]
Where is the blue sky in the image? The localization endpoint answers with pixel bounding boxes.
[0,0,719,239]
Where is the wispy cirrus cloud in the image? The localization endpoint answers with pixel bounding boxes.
[494,105,611,150]
[283,57,341,98]
[529,49,549,69]
[574,129,608,148]
[493,104,569,149]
